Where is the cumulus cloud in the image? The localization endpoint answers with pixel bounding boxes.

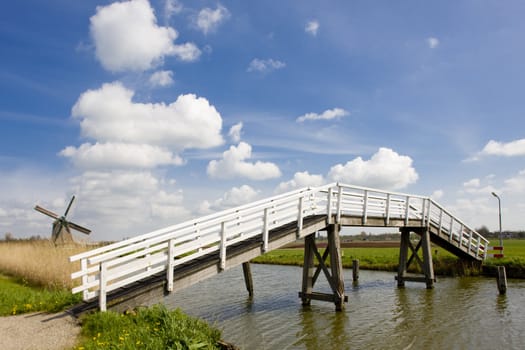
[90,0,200,72]
[431,190,444,200]
[463,178,481,189]
[305,20,320,36]
[296,108,349,123]
[276,171,325,193]
[165,0,183,20]
[479,139,525,157]
[70,170,190,236]
[504,169,525,193]
[327,148,418,190]
[207,142,281,180]
[60,142,183,169]
[202,185,260,213]
[149,70,174,87]
[228,122,243,143]
[247,58,286,73]
[427,37,439,49]
[70,81,223,151]
[195,4,230,34]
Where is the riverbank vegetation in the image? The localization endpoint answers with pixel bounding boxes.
[253,239,525,278]
[0,273,81,315]
[75,305,222,350]
[0,239,90,289]
[0,240,227,349]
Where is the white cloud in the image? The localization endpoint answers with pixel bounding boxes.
[276,171,325,193]
[165,0,183,20]
[199,185,260,214]
[69,170,190,236]
[327,148,418,190]
[149,70,174,87]
[427,37,439,49]
[247,58,286,73]
[431,189,444,200]
[90,0,200,72]
[463,178,481,189]
[504,169,525,193]
[228,122,243,143]
[60,142,183,169]
[195,4,230,34]
[207,142,281,180]
[305,20,320,36]
[71,81,223,150]
[479,139,525,157]
[296,108,349,123]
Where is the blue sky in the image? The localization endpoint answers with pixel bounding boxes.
[1,0,524,241]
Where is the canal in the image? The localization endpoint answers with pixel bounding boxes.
[165,264,525,349]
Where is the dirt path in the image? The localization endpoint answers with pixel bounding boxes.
[0,312,81,350]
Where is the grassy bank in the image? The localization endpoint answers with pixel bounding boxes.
[0,240,228,349]
[0,273,81,315]
[0,240,90,315]
[253,239,525,278]
[75,305,222,350]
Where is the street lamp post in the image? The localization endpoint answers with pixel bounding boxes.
[491,192,503,248]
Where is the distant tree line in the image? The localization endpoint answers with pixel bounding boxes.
[475,226,525,239]
[2,232,46,242]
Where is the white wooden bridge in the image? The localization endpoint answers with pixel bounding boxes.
[69,183,489,313]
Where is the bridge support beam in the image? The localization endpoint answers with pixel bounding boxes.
[299,225,347,311]
[396,227,435,289]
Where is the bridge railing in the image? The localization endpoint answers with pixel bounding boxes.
[70,182,488,311]
[319,183,488,258]
[426,199,488,258]
[70,186,324,310]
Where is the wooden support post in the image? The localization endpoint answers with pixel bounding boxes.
[397,228,410,287]
[396,228,435,288]
[327,224,345,311]
[299,227,348,311]
[242,262,254,297]
[301,234,315,306]
[497,266,507,295]
[421,228,435,289]
[352,259,359,282]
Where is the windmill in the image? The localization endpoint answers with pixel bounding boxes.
[34,196,91,245]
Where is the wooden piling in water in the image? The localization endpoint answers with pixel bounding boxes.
[352,259,359,282]
[497,266,507,295]
[242,262,254,297]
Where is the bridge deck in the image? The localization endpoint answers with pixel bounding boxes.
[69,183,489,313]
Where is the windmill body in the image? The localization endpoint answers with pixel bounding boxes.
[34,196,91,245]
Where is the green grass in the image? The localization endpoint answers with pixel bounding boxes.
[253,246,458,274]
[75,305,222,350]
[0,273,81,316]
[253,240,525,278]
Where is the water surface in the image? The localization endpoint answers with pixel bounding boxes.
[165,264,525,349]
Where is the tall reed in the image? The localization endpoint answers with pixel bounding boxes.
[0,240,91,290]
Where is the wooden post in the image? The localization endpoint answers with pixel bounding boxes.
[242,262,254,297]
[327,224,345,311]
[421,228,435,289]
[397,228,410,287]
[497,266,507,295]
[352,259,359,282]
[301,234,315,306]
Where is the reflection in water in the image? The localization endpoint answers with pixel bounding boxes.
[165,265,525,349]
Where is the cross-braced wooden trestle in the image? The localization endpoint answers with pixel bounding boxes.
[299,224,347,311]
[396,227,435,289]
